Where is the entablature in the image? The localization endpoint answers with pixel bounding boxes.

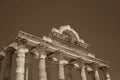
[16,30,109,68]
[0,25,109,69]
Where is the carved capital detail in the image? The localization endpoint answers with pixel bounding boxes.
[90,62,101,80]
[30,44,48,58]
[76,58,86,68]
[0,51,6,57]
[90,62,99,71]
[54,50,64,61]
[8,37,27,50]
[100,66,110,73]
[0,51,6,62]
[15,37,27,45]
[100,66,111,80]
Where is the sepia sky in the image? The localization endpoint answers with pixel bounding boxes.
[0,0,120,80]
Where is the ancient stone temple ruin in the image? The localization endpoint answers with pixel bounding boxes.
[0,25,111,80]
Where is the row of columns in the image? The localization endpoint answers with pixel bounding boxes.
[0,44,111,80]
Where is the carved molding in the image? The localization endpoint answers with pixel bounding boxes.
[76,58,86,68]
[90,62,99,71]
[15,37,27,45]
[0,51,6,57]
[8,37,28,50]
[100,66,110,73]
[50,31,90,51]
[30,44,48,59]
[15,30,109,67]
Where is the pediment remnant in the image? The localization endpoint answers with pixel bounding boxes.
[51,25,85,43]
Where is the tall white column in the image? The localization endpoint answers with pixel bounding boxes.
[91,63,100,80]
[81,63,87,80]
[38,54,47,80]
[55,51,66,80]
[105,71,111,80]
[102,66,111,80]
[15,46,29,80]
[77,59,87,80]
[58,60,65,80]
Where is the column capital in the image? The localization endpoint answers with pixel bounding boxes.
[15,37,27,45]
[48,50,64,62]
[0,51,6,57]
[39,54,47,59]
[8,37,28,49]
[16,45,29,53]
[55,50,64,60]
[76,58,86,68]
[100,66,110,73]
[101,66,111,80]
[30,44,48,58]
[90,62,100,71]
[47,50,65,62]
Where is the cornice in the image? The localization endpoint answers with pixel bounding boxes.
[17,31,109,67]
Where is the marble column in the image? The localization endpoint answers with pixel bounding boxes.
[86,66,95,80]
[3,47,15,80]
[25,52,34,80]
[25,58,32,80]
[105,71,111,80]
[66,64,73,80]
[15,46,29,80]
[0,51,5,71]
[58,60,65,80]
[91,63,100,80]
[46,58,53,80]
[102,66,111,80]
[38,54,47,80]
[55,51,66,80]
[77,59,87,80]
[88,71,95,80]
[0,51,5,79]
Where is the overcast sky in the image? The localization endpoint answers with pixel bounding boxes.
[0,0,120,80]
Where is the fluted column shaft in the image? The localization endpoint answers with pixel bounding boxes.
[38,54,47,80]
[94,69,100,80]
[91,63,100,80]
[105,71,111,80]
[0,53,4,76]
[55,51,66,80]
[25,57,32,80]
[77,59,87,80]
[102,67,111,80]
[81,63,87,80]
[15,46,28,80]
[58,61,65,80]
[3,47,15,80]
[0,54,4,80]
